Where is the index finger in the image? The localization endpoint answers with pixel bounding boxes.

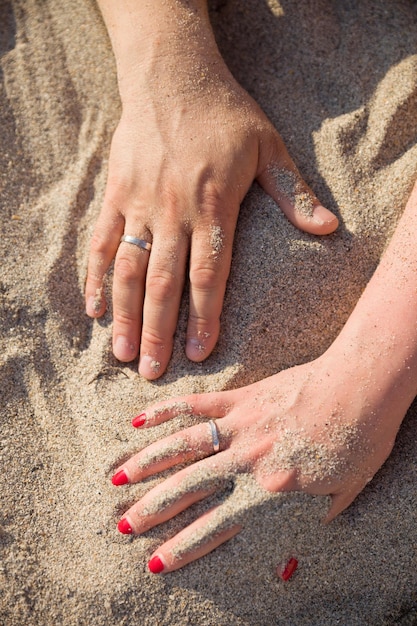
[186,215,237,362]
[130,390,234,429]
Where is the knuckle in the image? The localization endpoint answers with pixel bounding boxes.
[105,176,136,211]
[89,230,109,256]
[159,183,180,210]
[141,325,170,348]
[114,255,141,284]
[113,309,138,326]
[106,171,132,194]
[201,186,223,213]
[189,264,221,292]
[146,268,178,302]
[187,312,212,329]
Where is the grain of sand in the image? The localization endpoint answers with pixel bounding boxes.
[1,1,417,625]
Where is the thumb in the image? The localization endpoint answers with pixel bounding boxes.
[257,140,339,235]
[323,488,360,523]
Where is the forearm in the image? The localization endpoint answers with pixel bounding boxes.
[96,0,223,101]
[328,180,417,423]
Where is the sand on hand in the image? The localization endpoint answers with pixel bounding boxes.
[1,1,417,625]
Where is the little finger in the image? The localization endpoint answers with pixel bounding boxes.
[85,211,125,317]
[147,506,242,574]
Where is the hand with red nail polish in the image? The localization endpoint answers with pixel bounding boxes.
[132,414,146,428]
[110,353,405,573]
[148,555,165,574]
[111,183,417,573]
[118,518,133,535]
[112,470,129,486]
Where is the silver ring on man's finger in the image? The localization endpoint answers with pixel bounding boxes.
[120,235,152,252]
[208,420,220,454]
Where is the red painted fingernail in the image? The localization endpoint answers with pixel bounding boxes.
[148,555,165,574]
[111,470,129,486]
[277,557,298,581]
[132,413,146,428]
[117,518,133,535]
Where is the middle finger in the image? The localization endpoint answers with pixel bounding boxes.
[117,455,232,535]
[139,227,189,379]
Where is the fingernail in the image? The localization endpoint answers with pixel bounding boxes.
[132,413,146,428]
[148,555,165,574]
[112,470,129,486]
[139,355,161,379]
[114,336,137,361]
[312,205,337,225]
[117,518,133,535]
[277,557,298,581]
[186,337,206,360]
[86,296,96,315]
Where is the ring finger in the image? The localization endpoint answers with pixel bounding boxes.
[112,419,226,484]
[112,227,152,362]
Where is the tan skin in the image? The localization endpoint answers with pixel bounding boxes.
[87,1,417,572]
[113,180,417,572]
[85,0,338,379]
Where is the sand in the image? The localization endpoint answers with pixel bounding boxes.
[1,0,417,624]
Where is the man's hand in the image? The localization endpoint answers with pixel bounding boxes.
[85,0,338,378]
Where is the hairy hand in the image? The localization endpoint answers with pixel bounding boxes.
[85,61,337,378]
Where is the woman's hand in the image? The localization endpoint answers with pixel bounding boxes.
[110,178,417,572]
[111,348,403,573]
[85,1,338,379]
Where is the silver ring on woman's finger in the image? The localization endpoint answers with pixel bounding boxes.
[208,420,220,454]
[120,235,152,252]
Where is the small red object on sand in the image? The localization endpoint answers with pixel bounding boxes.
[277,557,298,581]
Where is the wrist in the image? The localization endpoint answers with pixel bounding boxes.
[324,317,417,430]
[117,45,228,107]
[98,0,223,103]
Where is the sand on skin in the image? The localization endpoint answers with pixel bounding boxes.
[1,0,417,624]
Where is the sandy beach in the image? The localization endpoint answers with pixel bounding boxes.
[1,0,417,624]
